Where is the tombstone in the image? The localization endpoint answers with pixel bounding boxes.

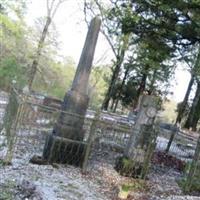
[115,95,161,178]
[125,95,161,159]
[42,17,101,166]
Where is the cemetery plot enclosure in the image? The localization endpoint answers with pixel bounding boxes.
[0,87,157,178]
[0,87,95,169]
[0,87,199,192]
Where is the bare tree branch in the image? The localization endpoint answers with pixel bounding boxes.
[28,0,66,89]
[83,0,117,57]
[51,0,65,19]
[49,0,56,15]
[47,0,50,15]
[94,48,110,66]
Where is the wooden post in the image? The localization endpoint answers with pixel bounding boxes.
[3,86,23,164]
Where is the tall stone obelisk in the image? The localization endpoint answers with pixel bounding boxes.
[43,17,101,165]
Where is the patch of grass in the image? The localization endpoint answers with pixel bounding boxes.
[0,159,4,166]
[0,159,11,166]
[122,180,146,192]
[118,180,147,199]
[0,181,16,200]
[178,162,200,194]
[0,190,13,200]
[178,178,200,193]
[121,184,131,192]
[115,156,143,178]
[123,158,134,169]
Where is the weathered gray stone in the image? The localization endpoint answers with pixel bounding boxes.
[43,17,101,165]
[115,95,161,178]
[125,95,161,158]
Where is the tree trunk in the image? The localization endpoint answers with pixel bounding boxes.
[110,98,115,110]
[102,58,121,110]
[101,34,130,110]
[166,74,188,152]
[28,16,52,89]
[148,69,157,95]
[113,99,119,112]
[113,66,129,112]
[132,72,147,110]
[176,75,195,124]
[184,81,200,131]
[190,96,200,130]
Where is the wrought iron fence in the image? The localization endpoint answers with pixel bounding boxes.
[87,122,159,179]
[156,125,197,162]
[0,86,199,183]
[0,86,159,179]
[0,89,94,169]
[181,135,200,194]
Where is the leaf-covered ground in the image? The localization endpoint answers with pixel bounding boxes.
[0,148,200,200]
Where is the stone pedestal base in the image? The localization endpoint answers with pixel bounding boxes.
[43,134,86,167]
[54,89,89,141]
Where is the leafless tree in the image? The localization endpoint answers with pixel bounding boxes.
[28,0,66,90]
[83,0,131,110]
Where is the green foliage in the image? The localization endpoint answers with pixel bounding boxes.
[121,0,200,46]
[178,176,200,194]
[0,1,110,109]
[1,0,200,120]
[33,57,76,99]
[119,180,147,199]
[0,0,28,16]
[89,65,111,110]
[121,80,137,107]
[0,14,22,38]
[0,56,26,89]
[0,2,29,90]
[121,181,145,192]
[178,162,200,193]
[97,0,200,112]
[0,180,15,200]
[32,59,110,111]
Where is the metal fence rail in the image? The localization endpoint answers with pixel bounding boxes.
[0,87,134,171]
[182,135,200,193]
[155,126,197,161]
[0,86,199,184]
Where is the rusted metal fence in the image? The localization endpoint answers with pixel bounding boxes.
[0,86,199,182]
[0,86,157,179]
[0,87,92,169]
[156,125,197,161]
[182,135,200,193]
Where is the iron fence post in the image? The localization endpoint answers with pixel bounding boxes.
[82,110,100,173]
[184,135,200,192]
